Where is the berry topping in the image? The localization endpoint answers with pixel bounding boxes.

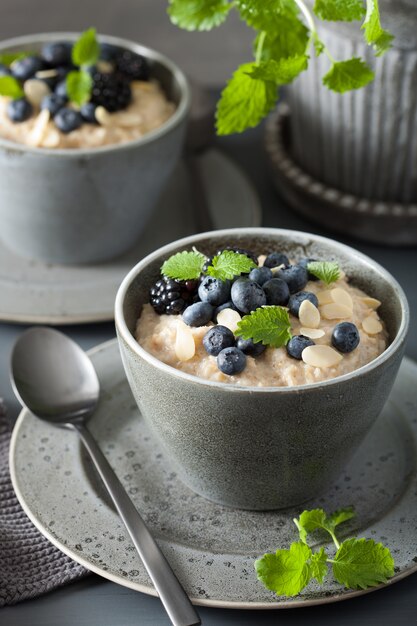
[99,43,120,62]
[115,50,149,81]
[231,278,267,313]
[11,56,45,81]
[91,70,132,112]
[263,278,290,306]
[331,322,360,353]
[298,257,320,281]
[288,291,319,317]
[203,326,235,356]
[182,302,214,327]
[41,42,73,66]
[54,80,68,99]
[7,98,33,123]
[276,264,309,294]
[248,266,273,286]
[40,93,66,116]
[198,276,231,306]
[150,276,198,315]
[236,337,266,357]
[217,347,246,375]
[54,108,83,133]
[264,252,290,268]
[80,102,98,123]
[286,335,315,360]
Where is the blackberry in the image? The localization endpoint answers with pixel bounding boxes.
[116,50,149,81]
[91,71,132,112]
[150,277,198,315]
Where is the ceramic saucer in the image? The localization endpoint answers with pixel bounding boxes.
[10,340,417,608]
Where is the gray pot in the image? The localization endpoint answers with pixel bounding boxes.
[287,0,417,202]
[0,33,190,264]
[115,228,409,510]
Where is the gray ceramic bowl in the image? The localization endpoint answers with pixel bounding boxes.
[115,228,409,510]
[0,33,190,264]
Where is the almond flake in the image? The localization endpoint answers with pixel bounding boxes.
[257,255,266,267]
[320,303,352,320]
[35,69,58,79]
[175,323,195,361]
[317,290,334,305]
[300,327,325,339]
[95,106,113,126]
[271,263,285,274]
[299,299,320,328]
[42,128,61,148]
[26,109,50,147]
[362,316,383,335]
[24,79,50,107]
[302,345,343,368]
[361,296,381,309]
[97,60,114,74]
[330,287,353,309]
[216,308,241,334]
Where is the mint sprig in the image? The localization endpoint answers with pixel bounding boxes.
[307,261,340,285]
[207,250,256,280]
[72,27,100,67]
[168,0,232,31]
[314,0,365,22]
[255,507,395,597]
[66,70,93,106]
[161,250,206,280]
[0,51,30,66]
[0,75,24,99]
[323,58,374,93]
[362,0,394,56]
[235,306,292,348]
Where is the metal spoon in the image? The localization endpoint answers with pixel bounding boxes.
[10,327,200,626]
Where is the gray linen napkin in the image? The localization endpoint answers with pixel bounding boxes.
[0,401,89,606]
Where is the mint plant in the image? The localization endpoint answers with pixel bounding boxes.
[167,0,393,134]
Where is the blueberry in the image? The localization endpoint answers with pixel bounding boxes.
[54,80,68,98]
[203,326,235,356]
[41,93,66,116]
[80,102,98,123]
[41,42,73,66]
[213,301,238,322]
[7,98,33,123]
[236,337,266,357]
[288,291,319,317]
[299,257,320,281]
[54,108,83,133]
[182,302,214,327]
[0,63,10,76]
[248,266,273,286]
[277,265,309,294]
[231,278,267,314]
[198,276,231,306]
[286,335,315,360]
[217,347,246,375]
[11,56,44,81]
[263,278,290,306]
[264,252,290,268]
[332,322,360,353]
[100,43,120,62]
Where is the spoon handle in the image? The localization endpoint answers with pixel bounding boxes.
[74,423,201,626]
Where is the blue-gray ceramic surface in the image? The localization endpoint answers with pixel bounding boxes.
[0,33,190,264]
[115,228,409,510]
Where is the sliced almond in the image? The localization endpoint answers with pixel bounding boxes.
[302,345,343,368]
[362,316,383,334]
[330,287,353,309]
[26,109,50,147]
[361,296,381,309]
[257,255,267,267]
[175,323,195,361]
[97,60,114,73]
[35,69,58,79]
[95,106,113,126]
[217,308,242,333]
[300,327,325,339]
[24,79,50,107]
[42,128,61,148]
[270,263,285,274]
[317,290,334,305]
[299,299,320,328]
[320,303,352,320]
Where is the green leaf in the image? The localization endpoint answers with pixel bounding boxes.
[362,0,394,56]
[314,0,365,22]
[216,63,277,135]
[296,508,328,542]
[333,538,395,589]
[323,58,374,93]
[307,261,341,284]
[326,507,355,531]
[161,250,206,281]
[314,37,325,56]
[66,70,93,106]
[255,542,312,597]
[72,27,100,67]
[0,51,30,66]
[236,306,292,348]
[255,16,309,61]
[168,0,231,30]
[248,56,308,85]
[309,548,328,584]
[0,75,24,99]
[237,0,298,30]
[207,250,256,281]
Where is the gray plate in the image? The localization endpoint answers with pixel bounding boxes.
[0,149,261,325]
[9,340,417,609]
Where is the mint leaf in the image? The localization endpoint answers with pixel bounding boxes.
[236,306,292,348]
[207,250,256,281]
[333,538,395,589]
[310,548,328,584]
[295,508,328,543]
[72,27,100,67]
[323,58,374,93]
[168,0,231,30]
[161,250,206,280]
[255,16,309,61]
[237,0,298,30]
[314,0,365,22]
[216,63,277,135]
[248,55,308,85]
[66,70,92,106]
[326,507,355,531]
[362,0,393,56]
[255,542,312,597]
[0,75,24,99]
[307,261,340,285]
[0,51,30,66]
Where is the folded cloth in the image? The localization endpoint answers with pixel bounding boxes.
[0,401,89,606]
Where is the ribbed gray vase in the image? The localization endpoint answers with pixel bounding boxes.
[287,0,417,202]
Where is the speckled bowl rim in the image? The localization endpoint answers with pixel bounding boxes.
[115,227,410,393]
[0,32,190,156]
